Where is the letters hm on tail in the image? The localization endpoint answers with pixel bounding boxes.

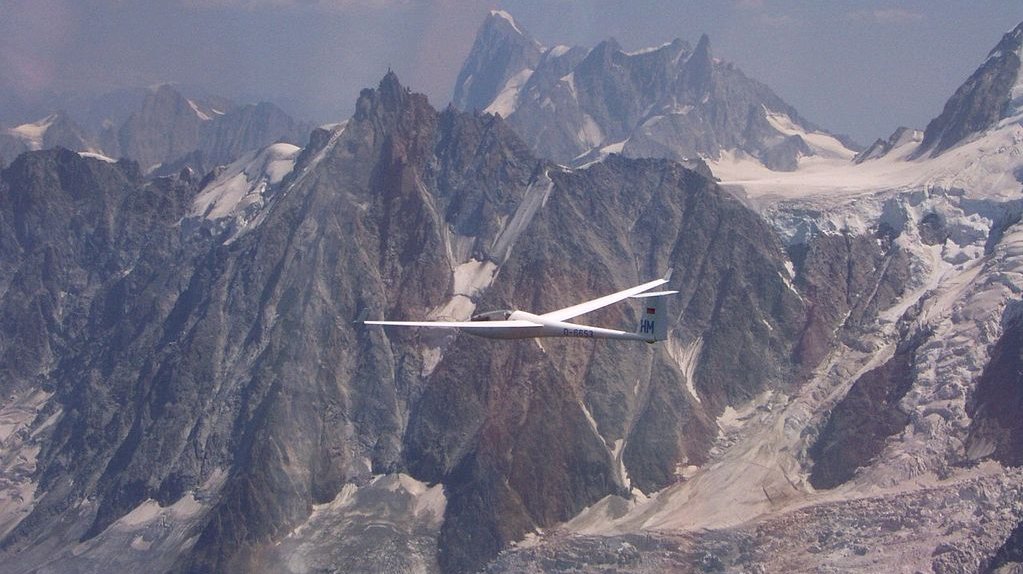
[359,268,678,343]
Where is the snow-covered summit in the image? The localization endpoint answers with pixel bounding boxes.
[452,9,545,113]
[188,142,299,238]
[489,9,525,36]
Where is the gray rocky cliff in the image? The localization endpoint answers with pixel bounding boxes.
[967,304,1023,466]
[40,112,97,152]
[962,303,1023,570]
[118,85,205,171]
[913,21,1023,158]
[473,17,1023,574]
[807,333,921,489]
[0,149,185,399]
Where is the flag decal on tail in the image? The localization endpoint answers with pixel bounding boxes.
[647,307,656,314]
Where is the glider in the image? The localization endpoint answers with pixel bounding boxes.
[360,269,677,343]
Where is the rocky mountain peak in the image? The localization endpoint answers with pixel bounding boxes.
[146,84,196,117]
[997,20,1023,109]
[913,20,1023,158]
[452,9,543,112]
[680,33,713,95]
[590,37,623,59]
[486,9,528,39]
[854,126,922,162]
[354,72,433,130]
[993,20,1023,65]
[357,70,409,116]
[378,69,405,101]
[118,84,204,169]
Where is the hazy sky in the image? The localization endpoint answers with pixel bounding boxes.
[2,0,1022,144]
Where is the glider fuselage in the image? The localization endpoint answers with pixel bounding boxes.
[462,311,652,341]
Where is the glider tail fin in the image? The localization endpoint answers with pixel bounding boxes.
[635,290,675,342]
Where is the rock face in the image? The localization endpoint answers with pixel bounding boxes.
[116,85,206,170]
[913,21,1023,158]
[452,11,856,169]
[197,101,307,167]
[967,306,1023,466]
[116,85,309,171]
[0,149,199,568]
[808,334,919,489]
[988,516,1023,573]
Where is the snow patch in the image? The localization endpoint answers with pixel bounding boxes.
[48,473,224,573]
[601,140,627,155]
[428,259,498,322]
[190,142,300,222]
[7,114,57,150]
[715,111,1023,205]
[484,68,534,117]
[666,336,703,403]
[187,99,212,121]
[577,113,604,148]
[560,72,577,100]
[490,9,525,36]
[78,151,118,163]
[548,44,571,58]
[489,170,554,262]
[625,42,673,56]
[763,108,856,161]
[421,259,499,376]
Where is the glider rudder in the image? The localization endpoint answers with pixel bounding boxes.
[635,290,674,342]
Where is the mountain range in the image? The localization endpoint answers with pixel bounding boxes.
[0,84,311,174]
[453,11,858,172]
[0,11,1022,574]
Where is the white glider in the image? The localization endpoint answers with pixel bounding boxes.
[361,269,677,343]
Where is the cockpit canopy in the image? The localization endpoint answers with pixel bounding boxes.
[470,309,512,322]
